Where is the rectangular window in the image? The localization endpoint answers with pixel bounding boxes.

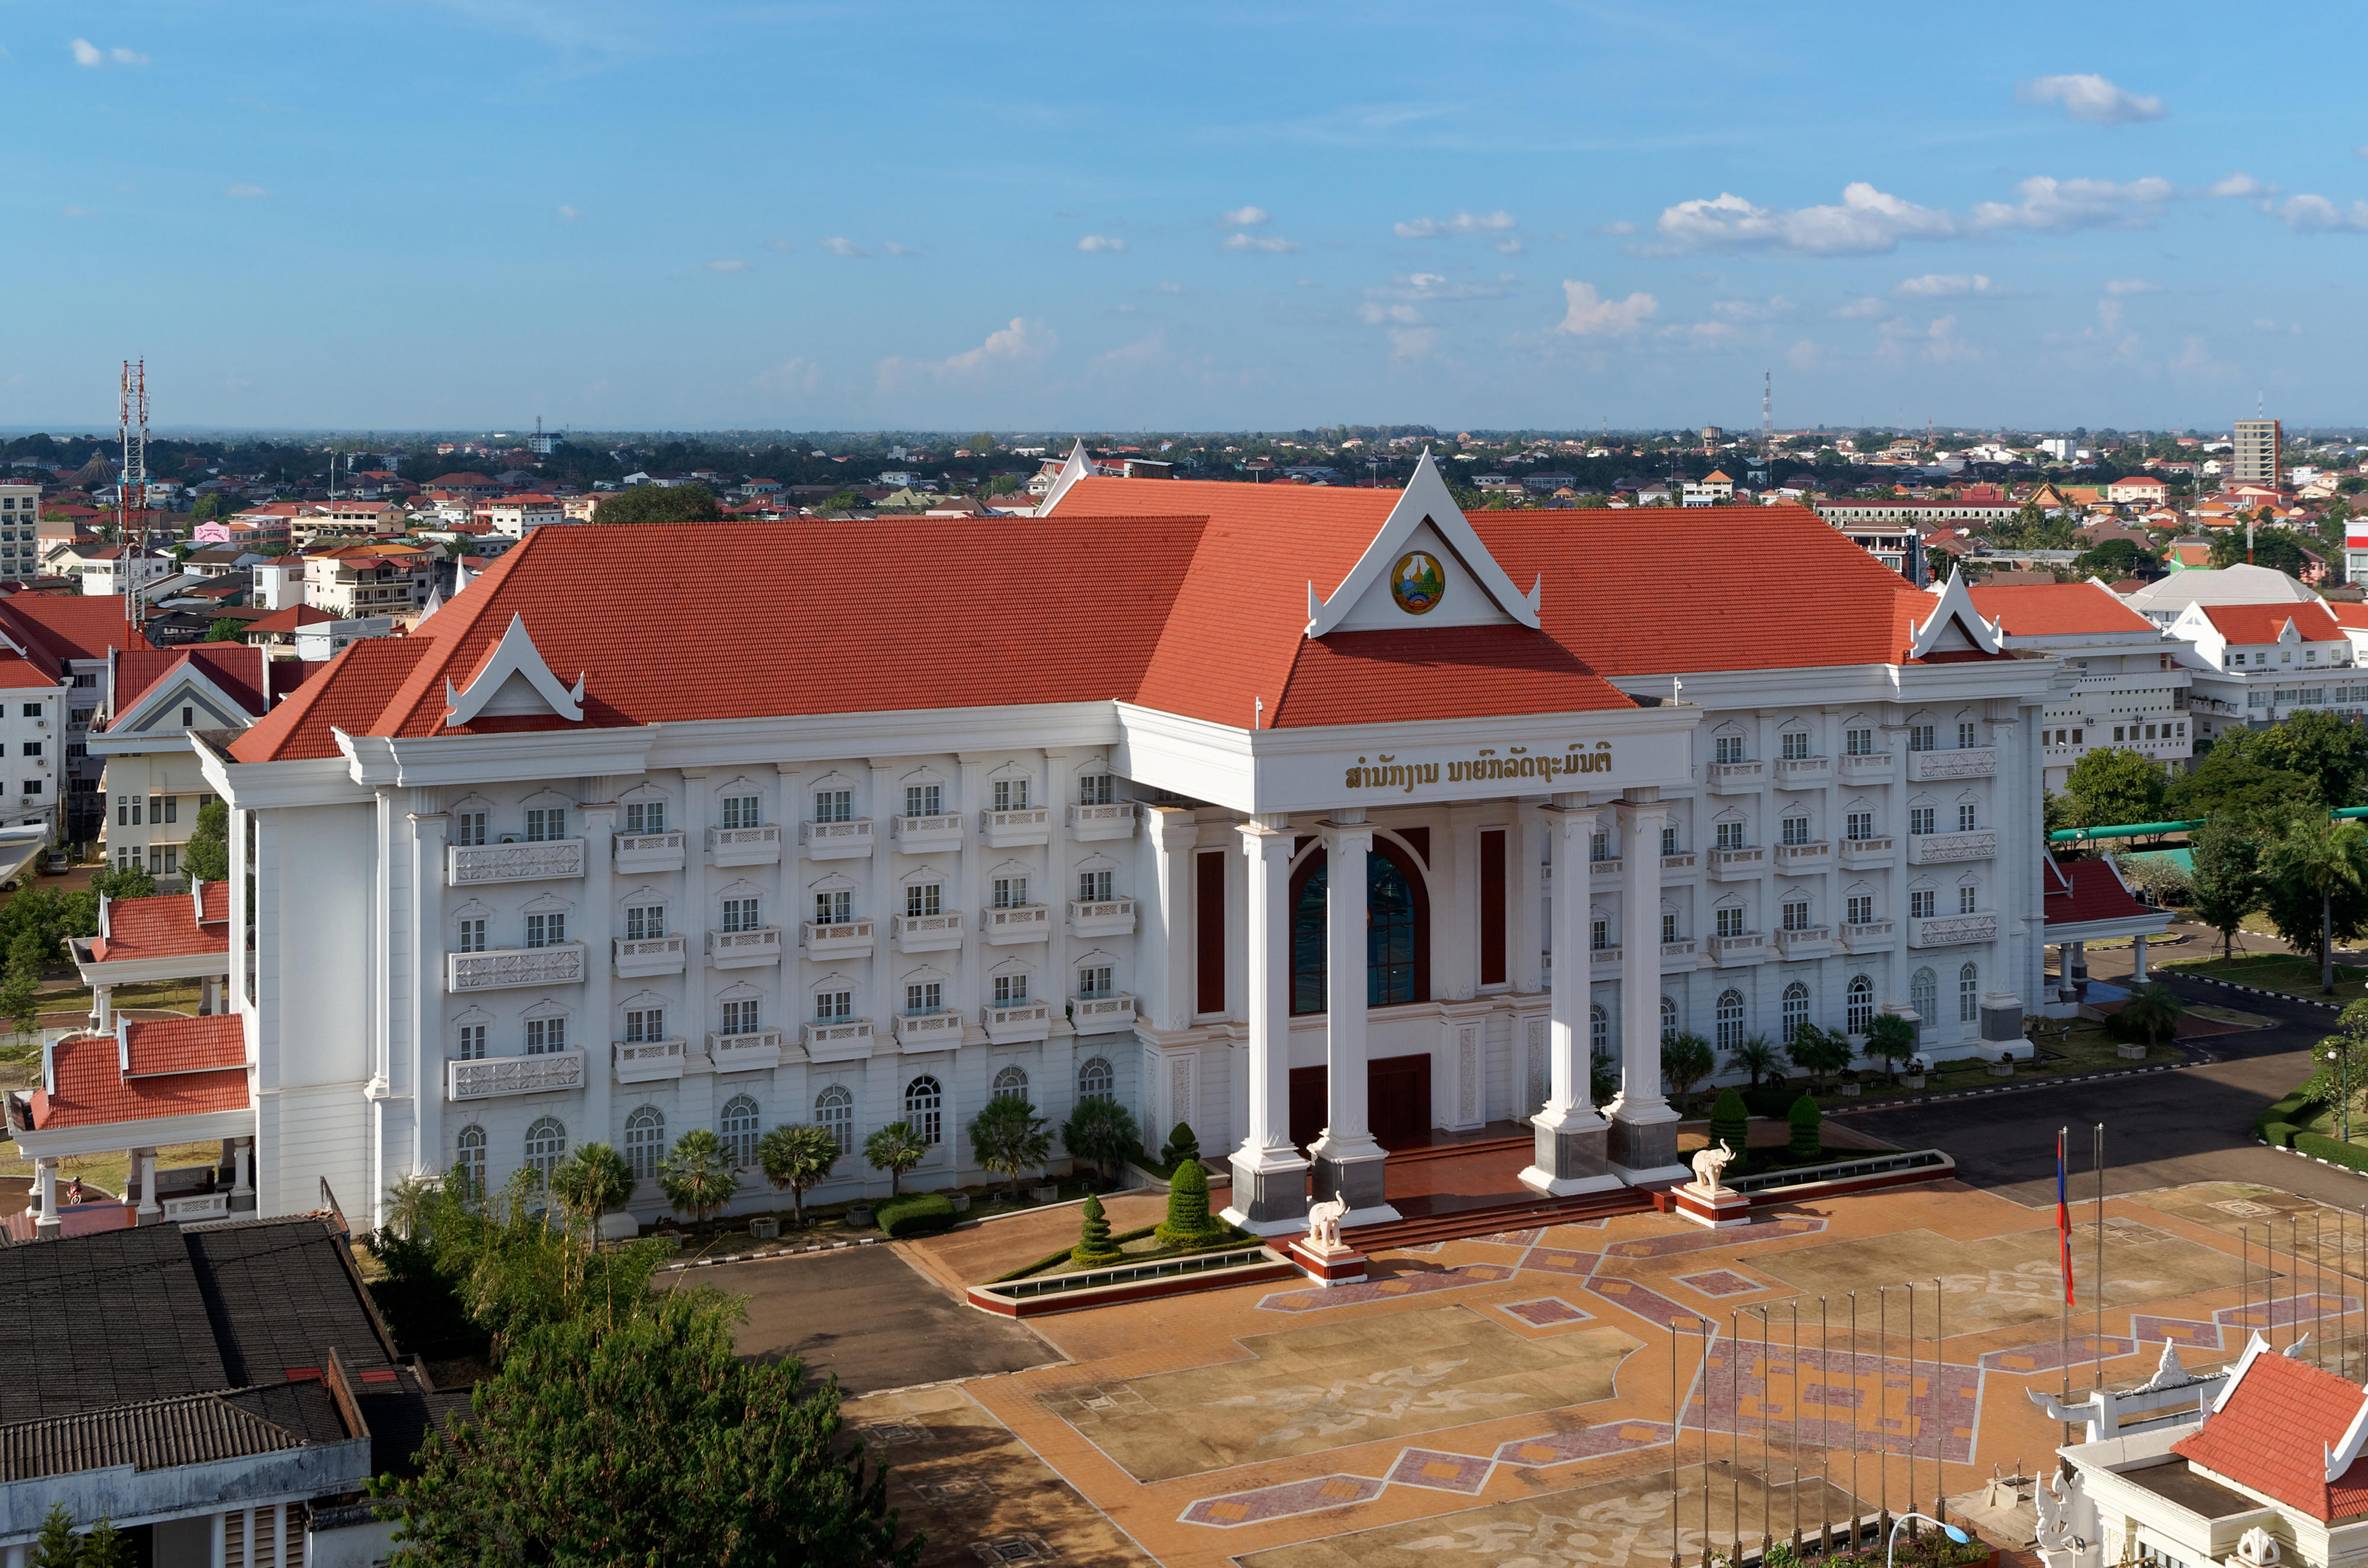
[993,778,1029,811]
[905,981,942,1015]
[906,883,941,917]
[1845,727,1873,755]
[149,845,177,876]
[1910,889,1936,919]
[452,811,487,846]
[20,742,38,758]
[813,889,852,925]
[1590,830,1610,862]
[456,918,487,953]
[1078,773,1114,805]
[905,783,942,817]
[1479,827,1507,986]
[1715,820,1744,850]
[1661,912,1678,944]
[721,998,760,1035]
[128,797,141,825]
[1959,884,1980,915]
[525,807,565,842]
[1714,735,1745,764]
[814,990,852,1022]
[1195,849,1227,1015]
[1781,816,1810,846]
[1848,895,1873,925]
[1957,802,1977,832]
[993,973,1029,1004]
[719,794,761,829]
[1078,869,1114,902]
[1909,724,1935,752]
[625,800,665,834]
[15,703,33,719]
[1079,965,1113,999]
[813,789,852,823]
[2072,728,2084,744]
[1660,825,1678,857]
[1590,917,1608,951]
[525,912,565,948]
[1846,811,1874,841]
[1910,807,1935,835]
[1716,907,1745,938]
[626,904,664,940]
[1958,721,1977,748]
[115,796,128,826]
[456,1024,486,1061]
[1781,731,1810,759]
[623,1009,663,1042]
[992,876,1029,908]
[1782,899,1810,931]
[721,897,761,932]
[526,1016,567,1054]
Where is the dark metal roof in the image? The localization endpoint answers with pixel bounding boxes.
[0,1384,327,1482]
[0,1226,228,1421]
[183,1222,395,1387]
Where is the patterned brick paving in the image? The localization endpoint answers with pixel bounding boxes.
[1501,1297,1594,1327]
[1675,1268,1765,1298]
[1689,1345,1979,1464]
[1255,1263,1518,1313]
[1491,1419,1674,1469]
[1604,1215,1826,1259]
[1177,1474,1386,1527]
[1383,1448,1495,1495]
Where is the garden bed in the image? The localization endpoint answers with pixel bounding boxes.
[988,1222,1256,1284]
[2159,951,2368,1003]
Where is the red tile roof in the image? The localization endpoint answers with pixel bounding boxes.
[121,1013,245,1076]
[114,645,269,716]
[28,1025,246,1130]
[1967,583,2157,637]
[2042,858,2157,931]
[0,592,136,674]
[2200,602,2346,643]
[0,656,60,691]
[244,604,334,635]
[2330,604,2368,630]
[2175,1348,2368,1521]
[89,883,230,964]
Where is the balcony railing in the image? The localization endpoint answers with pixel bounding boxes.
[1067,801,1138,841]
[892,911,964,952]
[1839,919,1896,954]
[448,839,584,887]
[612,935,686,978]
[1706,761,1763,793]
[1590,944,1622,966]
[448,943,585,993]
[1907,747,1996,781]
[707,825,781,867]
[1069,897,1136,936]
[706,926,784,968]
[982,999,1053,1044]
[799,818,875,859]
[980,807,1051,848]
[893,813,965,854]
[1772,756,1832,788]
[1660,938,1697,968]
[1839,836,1894,866]
[614,1037,689,1083]
[1662,852,1697,872]
[448,1049,586,1100]
[1911,912,1997,948]
[1590,857,1623,876]
[159,1192,230,1224]
[613,831,685,873]
[1839,751,1894,779]
[1708,846,1764,879]
[981,903,1051,944]
[1070,992,1137,1029]
[1774,840,1830,868]
[799,919,875,958]
[1773,924,1832,958]
[1709,932,1765,965]
[708,1029,784,1072]
[800,1019,875,1062]
[893,1010,964,1049]
[1906,829,1996,865]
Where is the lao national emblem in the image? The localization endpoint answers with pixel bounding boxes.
[1391,550,1445,615]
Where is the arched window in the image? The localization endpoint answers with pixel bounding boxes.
[1959,962,1980,1023]
[1077,1056,1114,1103]
[1659,995,1679,1040]
[905,1075,944,1146]
[454,1125,486,1194]
[1288,840,1430,1015]
[1846,975,1874,1035]
[815,1086,853,1152]
[623,1106,664,1181]
[1782,982,1810,1044]
[1589,1004,1608,1058]
[992,1064,1029,1102]
[1714,989,1746,1052]
[524,1116,567,1186]
[1911,968,1938,1033]
[720,1094,761,1168]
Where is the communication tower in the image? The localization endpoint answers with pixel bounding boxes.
[119,359,148,640]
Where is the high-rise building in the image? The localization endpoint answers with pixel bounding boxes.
[2232,418,2282,490]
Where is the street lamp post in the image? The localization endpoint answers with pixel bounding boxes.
[1887,1514,1969,1568]
[2335,1048,2351,1145]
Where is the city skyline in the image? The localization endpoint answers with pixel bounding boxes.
[7,2,2367,430]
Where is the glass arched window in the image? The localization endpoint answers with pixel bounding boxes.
[1846,975,1874,1035]
[1289,842,1428,1015]
[1910,968,1938,1033]
[454,1124,486,1194]
[1659,995,1679,1040]
[1959,962,1980,1023]
[992,1064,1029,1102]
[905,1075,944,1146]
[1077,1056,1114,1103]
[815,1086,853,1152]
[1781,982,1810,1044]
[1714,989,1746,1051]
[524,1116,567,1186]
[720,1094,760,1168]
[623,1106,664,1181]
[1589,1004,1608,1058]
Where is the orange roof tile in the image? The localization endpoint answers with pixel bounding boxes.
[120,1013,244,1076]
[114,645,269,716]
[89,884,230,964]
[28,1029,246,1131]
[2175,1349,2368,1521]
[2200,601,2345,643]
[1967,584,2157,637]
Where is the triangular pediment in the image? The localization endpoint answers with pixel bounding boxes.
[1306,451,1541,637]
[1907,568,2003,658]
[443,613,584,727]
[1038,440,1100,512]
[123,673,253,733]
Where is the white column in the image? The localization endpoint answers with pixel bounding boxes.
[1310,812,1397,1223]
[134,1147,159,1220]
[578,793,619,1151]
[1147,807,1199,1032]
[91,983,111,1032]
[2132,933,2148,982]
[407,807,448,1192]
[34,1157,57,1237]
[1522,795,1620,1196]
[232,1137,253,1201]
[1609,791,1687,1181]
[1221,817,1307,1235]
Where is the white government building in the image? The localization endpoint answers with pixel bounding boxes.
[108,452,2075,1233]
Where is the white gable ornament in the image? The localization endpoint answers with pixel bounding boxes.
[1304,450,1542,637]
[443,613,585,727]
[1037,439,1102,513]
[1907,567,2006,660]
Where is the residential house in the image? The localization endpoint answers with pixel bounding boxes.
[2170,598,2361,740]
[1681,471,1735,505]
[2106,475,2171,506]
[240,603,335,656]
[303,545,432,619]
[2124,562,2322,627]
[75,549,178,600]
[291,616,397,662]
[477,494,565,537]
[0,593,140,839]
[93,644,308,878]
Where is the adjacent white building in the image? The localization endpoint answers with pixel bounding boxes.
[2170,598,2366,741]
[1967,581,2193,789]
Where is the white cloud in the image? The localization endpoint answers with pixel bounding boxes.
[1785,340,1821,371]
[1360,302,1423,325]
[1219,205,1269,228]
[2019,73,2165,125]
[557,204,583,220]
[1709,295,1796,323]
[1224,232,1301,253]
[1656,183,1957,256]
[883,241,913,257]
[821,237,870,258]
[757,357,822,395]
[1894,273,1992,298]
[1597,220,1636,236]
[938,317,1055,375]
[61,206,89,218]
[1076,234,1126,252]
[2211,172,2271,198]
[72,39,144,66]
[1492,238,1524,255]
[1370,272,1505,303]
[1968,175,2171,232]
[1831,296,1886,319]
[2357,146,2368,161]
[1156,281,1184,295]
[2103,278,2161,295]
[222,183,268,200]
[2276,193,2368,232]
[1090,330,1166,372]
[1553,279,1658,337]
[112,46,144,65]
[1921,315,1980,364]
[1394,209,1516,238]
[704,258,747,273]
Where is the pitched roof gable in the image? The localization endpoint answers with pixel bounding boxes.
[2176,1338,2368,1521]
[1967,581,2157,637]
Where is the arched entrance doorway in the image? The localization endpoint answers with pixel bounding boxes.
[1284,837,1433,1152]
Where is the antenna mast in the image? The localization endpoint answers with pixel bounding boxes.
[118,359,147,642]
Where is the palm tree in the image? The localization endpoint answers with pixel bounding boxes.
[1726,1033,1783,1089]
[1658,1032,1714,1111]
[2272,813,2368,994]
[657,1129,741,1227]
[2117,982,2186,1049]
[969,1094,1053,1199]
[1864,1013,1919,1084]
[756,1123,841,1226]
[1784,1025,1855,1092]
[862,1121,929,1196]
[549,1143,633,1237]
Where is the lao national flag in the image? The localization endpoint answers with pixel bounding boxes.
[2057,1128,2075,1306]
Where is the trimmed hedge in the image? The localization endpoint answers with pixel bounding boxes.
[875,1193,958,1238]
[990,1224,1160,1284]
[1742,1084,1793,1119]
[2257,1087,2322,1148]
[2294,1132,2368,1173]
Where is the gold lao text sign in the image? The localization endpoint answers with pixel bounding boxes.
[1344,742,1614,794]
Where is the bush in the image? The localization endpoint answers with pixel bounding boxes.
[1708,1087,1749,1173]
[1787,1094,1822,1161]
[1154,1158,1224,1248]
[1071,1193,1123,1266]
[2295,1132,2368,1172]
[2257,1087,2322,1146]
[1157,1121,1201,1174]
[1742,1083,1792,1119]
[2264,1121,2302,1147]
[873,1192,958,1238]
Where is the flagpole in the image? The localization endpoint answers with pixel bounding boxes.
[2058,1126,2072,1443]
[2094,1121,2105,1394]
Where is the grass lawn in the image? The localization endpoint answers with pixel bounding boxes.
[2158,951,2368,1003]
[658,1173,1120,1259]
[1803,1021,2182,1109]
[2298,1101,2368,1150]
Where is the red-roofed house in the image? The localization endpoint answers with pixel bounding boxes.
[1965,579,2192,788]
[92,642,294,878]
[191,445,2062,1235]
[2170,597,2363,740]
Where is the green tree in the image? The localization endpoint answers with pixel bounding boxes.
[549,1142,634,1234]
[78,1518,131,1568]
[2071,538,2160,579]
[2304,999,2368,1115]
[181,797,230,883]
[658,1129,741,1225]
[861,1121,928,1195]
[2252,709,2368,810]
[2165,740,2314,823]
[1157,1121,1201,1173]
[588,482,723,526]
[757,1123,842,1225]
[1707,1087,1750,1172]
[2061,747,2167,829]
[1863,1013,1919,1084]
[1724,1033,1781,1088]
[1070,1192,1122,1266]
[1154,1157,1224,1248]
[2190,817,2267,959]
[2116,983,2186,1048]
[206,617,247,642]
[1058,1095,1138,1183]
[810,490,865,515]
[2262,812,2368,992]
[967,1094,1053,1198]
[377,1301,921,1568]
[1784,1025,1854,1092]
[25,1503,81,1567]
[1658,1031,1714,1110]
[1786,1094,1822,1161]
[966,433,995,455]
[1589,1048,1621,1106]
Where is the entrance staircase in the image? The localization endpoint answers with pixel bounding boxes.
[1343,1183,1653,1253]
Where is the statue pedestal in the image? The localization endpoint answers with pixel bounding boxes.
[1672,1181,1752,1230]
[1285,1237,1369,1286]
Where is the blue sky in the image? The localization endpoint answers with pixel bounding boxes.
[7,2,2366,432]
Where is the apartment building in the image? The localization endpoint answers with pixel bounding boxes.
[0,483,44,580]
[2171,598,2364,739]
[91,644,301,879]
[478,494,565,536]
[303,545,431,618]
[0,594,139,842]
[2232,418,2283,491]
[1965,581,2192,789]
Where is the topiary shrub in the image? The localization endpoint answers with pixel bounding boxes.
[1787,1094,1822,1161]
[874,1192,958,1238]
[1742,1083,1793,1119]
[1154,1157,1223,1247]
[1708,1087,1750,1173]
[1157,1121,1201,1174]
[2295,1131,2368,1172]
[1070,1193,1124,1266]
